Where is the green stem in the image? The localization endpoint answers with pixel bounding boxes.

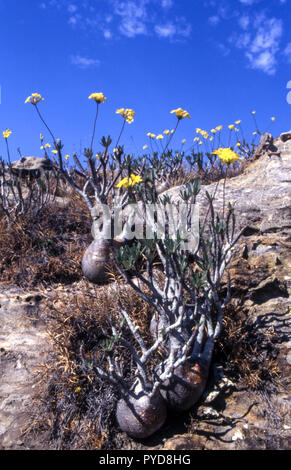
[90,103,99,152]
[35,104,57,146]
[162,119,179,154]
[115,119,126,149]
[202,178,220,228]
[5,139,11,165]
[222,165,228,221]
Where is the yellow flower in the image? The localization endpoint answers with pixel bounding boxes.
[251,110,256,115]
[130,173,143,185]
[170,108,190,120]
[75,386,81,393]
[170,129,175,134]
[116,173,143,189]
[235,120,241,125]
[25,93,44,105]
[193,137,199,142]
[271,117,275,121]
[116,108,135,123]
[45,143,51,148]
[236,142,241,147]
[52,150,58,155]
[40,146,44,150]
[253,131,258,135]
[216,125,223,131]
[209,136,214,141]
[88,92,107,103]
[228,124,235,130]
[156,134,164,140]
[211,128,217,134]
[212,147,240,164]
[64,154,70,160]
[147,132,156,139]
[143,145,148,150]
[182,139,186,144]
[196,128,202,134]
[163,129,170,135]
[3,129,12,139]
[116,177,129,188]
[198,141,203,145]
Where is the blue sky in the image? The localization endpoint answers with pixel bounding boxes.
[0,0,291,161]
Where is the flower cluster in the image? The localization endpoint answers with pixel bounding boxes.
[40,143,51,150]
[196,128,210,139]
[147,132,156,139]
[25,93,44,105]
[116,108,135,124]
[170,108,190,120]
[3,129,12,139]
[212,147,241,164]
[116,173,143,189]
[88,92,107,103]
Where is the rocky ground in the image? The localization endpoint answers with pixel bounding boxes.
[0,287,51,449]
[0,136,290,450]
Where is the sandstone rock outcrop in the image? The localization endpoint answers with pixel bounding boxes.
[158,136,291,450]
[11,156,53,178]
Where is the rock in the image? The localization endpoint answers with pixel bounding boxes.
[160,137,291,451]
[0,287,51,449]
[11,156,53,177]
[280,130,291,142]
[253,132,273,158]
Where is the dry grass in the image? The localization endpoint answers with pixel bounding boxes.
[29,278,154,450]
[0,191,91,287]
[214,303,281,391]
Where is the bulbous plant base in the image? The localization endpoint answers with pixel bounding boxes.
[81,239,112,284]
[116,386,167,439]
[160,360,209,411]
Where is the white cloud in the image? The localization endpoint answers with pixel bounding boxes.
[67,4,77,13]
[155,16,191,39]
[238,15,249,30]
[209,15,220,25]
[155,23,176,38]
[68,15,80,25]
[246,50,277,74]
[160,0,173,8]
[283,42,291,62]
[227,12,283,74]
[42,0,191,41]
[245,17,283,74]
[70,55,100,69]
[103,29,112,39]
[113,1,148,37]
